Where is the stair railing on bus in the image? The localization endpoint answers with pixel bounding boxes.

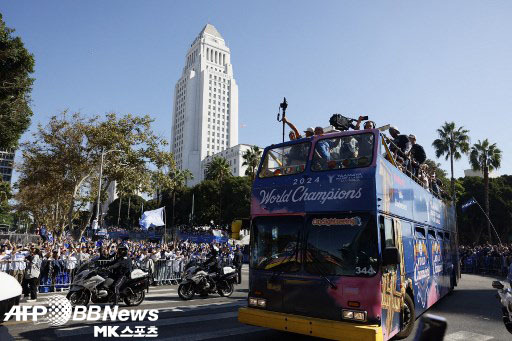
[380,133,447,201]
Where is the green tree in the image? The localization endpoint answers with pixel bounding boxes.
[456,175,512,244]
[242,146,262,180]
[205,156,232,182]
[205,156,232,224]
[432,122,470,202]
[16,111,177,237]
[0,14,35,149]
[105,194,146,229]
[220,176,251,224]
[469,139,502,242]
[0,181,12,224]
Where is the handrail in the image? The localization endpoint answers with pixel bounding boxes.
[379,133,448,201]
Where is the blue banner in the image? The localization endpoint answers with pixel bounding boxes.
[178,232,228,244]
[461,198,477,212]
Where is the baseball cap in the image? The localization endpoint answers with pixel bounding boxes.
[408,134,416,139]
[389,126,400,133]
[304,127,314,134]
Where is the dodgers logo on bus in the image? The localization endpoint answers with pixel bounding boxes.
[413,240,429,309]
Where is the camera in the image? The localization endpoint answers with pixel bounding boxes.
[329,114,357,131]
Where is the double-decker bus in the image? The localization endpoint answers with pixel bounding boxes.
[238,128,459,341]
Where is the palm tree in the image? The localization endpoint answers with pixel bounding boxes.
[242,146,262,180]
[469,139,502,243]
[205,156,232,182]
[205,157,232,224]
[432,122,470,202]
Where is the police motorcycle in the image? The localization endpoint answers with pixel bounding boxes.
[491,265,512,333]
[178,258,237,300]
[66,257,149,307]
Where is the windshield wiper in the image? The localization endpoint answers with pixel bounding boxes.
[307,251,338,290]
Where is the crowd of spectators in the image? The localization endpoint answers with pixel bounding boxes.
[459,243,512,276]
[0,232,242,301]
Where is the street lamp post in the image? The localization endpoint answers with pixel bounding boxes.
[95,148,121,228]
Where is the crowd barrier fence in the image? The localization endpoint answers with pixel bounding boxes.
[1,254,236,293]
[460,255,510,276]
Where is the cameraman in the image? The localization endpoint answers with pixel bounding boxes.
[104,244,132,305]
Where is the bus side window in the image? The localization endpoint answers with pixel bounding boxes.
[384,218,395,248]
[379,216,395,249]
[428,230,436,240]
[415,226,426,239]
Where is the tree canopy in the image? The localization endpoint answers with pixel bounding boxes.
[205,156,232,182]
[242,145,262,180]
[432,121,470,200]
[0,14,35,150]
[15,111,177,236]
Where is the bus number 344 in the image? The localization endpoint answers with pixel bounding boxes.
[355,266,376,276]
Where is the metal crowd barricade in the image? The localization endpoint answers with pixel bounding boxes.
[461,255,505,276]
[38,259,113,293]
[153,259,183,285]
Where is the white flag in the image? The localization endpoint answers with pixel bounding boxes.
[139,207,165,230]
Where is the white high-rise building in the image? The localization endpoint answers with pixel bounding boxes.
[171,24,239,186]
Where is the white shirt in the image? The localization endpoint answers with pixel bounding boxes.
[66,253,78,269]
[0,253,11,271]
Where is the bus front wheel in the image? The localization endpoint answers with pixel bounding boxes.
[394,293,415,339]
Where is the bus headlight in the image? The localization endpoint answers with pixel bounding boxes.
[257,299,267,308]
[342,310,353,319]
[249,297,267,308]
[342,309,367,322]
[353,311,366,321]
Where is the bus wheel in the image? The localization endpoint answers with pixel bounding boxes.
[394,294,415,339]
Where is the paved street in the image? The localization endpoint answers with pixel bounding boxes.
[1,268,510,341]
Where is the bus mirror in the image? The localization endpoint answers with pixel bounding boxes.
[382,247,400,265]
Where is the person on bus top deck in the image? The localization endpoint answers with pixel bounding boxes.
[408,134,426,178]
[353,117,376,159]
[281,116,314,140]
[388,126,411,162]
[314,127,342,162]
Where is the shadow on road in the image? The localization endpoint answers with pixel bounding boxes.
[427,287,502,321]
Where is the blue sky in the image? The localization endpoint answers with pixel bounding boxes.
[2,0,511,178]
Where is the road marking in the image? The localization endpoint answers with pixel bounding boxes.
[159,326,265,340]
[445,331,494,341]
[54,311,239,337]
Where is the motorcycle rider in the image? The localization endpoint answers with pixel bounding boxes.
[104,244,132,305]
[202,244,221,289]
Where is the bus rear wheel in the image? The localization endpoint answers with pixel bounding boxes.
[394,293,415,339]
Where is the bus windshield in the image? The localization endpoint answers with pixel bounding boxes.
[311,133,374,171]
[251,216,302,272]
[259,142,310,178]
[305,214,379,276]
